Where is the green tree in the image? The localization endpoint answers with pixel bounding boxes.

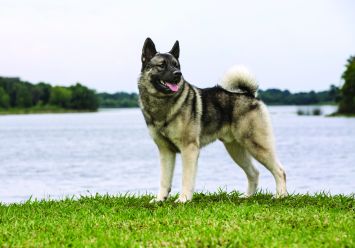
[337,56,355,114]
[49,86,72,108]
[0,87,10,108]
[97,92,139,108]
[69,83,98,111]
[329,85,340,102]
[32,83,52,106]
[14,83,33,108]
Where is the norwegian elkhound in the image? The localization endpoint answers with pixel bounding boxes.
[138,38,287,203]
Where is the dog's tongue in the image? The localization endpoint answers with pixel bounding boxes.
[166,82,179,92]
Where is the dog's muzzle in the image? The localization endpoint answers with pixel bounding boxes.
[159,80,180,92]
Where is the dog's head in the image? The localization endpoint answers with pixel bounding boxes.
[140,38,183,95]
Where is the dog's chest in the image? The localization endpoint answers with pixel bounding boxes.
[156,118,184,143]
[139,93,194,149]
[144,115,185,152]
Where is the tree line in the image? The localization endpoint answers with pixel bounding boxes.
[97,92,138,108]
[0,77,98,111]
[258,85,339,105]
[3,53,355,112]
[0,76,342,111]
[97,87,340,108]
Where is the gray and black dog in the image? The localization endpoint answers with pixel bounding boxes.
[138,38,287,203]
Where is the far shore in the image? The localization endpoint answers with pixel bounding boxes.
[0,107,97,115]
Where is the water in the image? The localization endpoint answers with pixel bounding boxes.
[0,106,354,203]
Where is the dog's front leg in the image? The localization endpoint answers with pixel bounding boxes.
[150,147,176,203]
[176,143,200,203]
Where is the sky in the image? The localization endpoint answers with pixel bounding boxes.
[0,0,354,93]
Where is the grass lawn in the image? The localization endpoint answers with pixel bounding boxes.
[0,192,354,247]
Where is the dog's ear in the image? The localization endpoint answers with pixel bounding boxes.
[169,40,179,59]
[142,37,157,64]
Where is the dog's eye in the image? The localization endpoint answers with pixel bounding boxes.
[157,63,165,69]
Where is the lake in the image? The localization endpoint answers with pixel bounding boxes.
[0,106,354,203]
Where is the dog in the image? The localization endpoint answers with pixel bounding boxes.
[138,38,287,203]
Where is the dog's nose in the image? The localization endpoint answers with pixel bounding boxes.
[173,71,182,81]
[173,71,182,77]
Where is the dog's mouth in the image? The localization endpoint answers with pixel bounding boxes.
[159,80,179,92]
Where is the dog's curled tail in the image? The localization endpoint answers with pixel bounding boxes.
[221,65,258,96]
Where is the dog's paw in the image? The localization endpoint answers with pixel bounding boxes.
[240,193,253,199]
[149,196,167,203]
[274,192,288,199]
[174,194,192,203]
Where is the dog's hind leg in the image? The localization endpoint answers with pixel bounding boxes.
[234,104,287,198]
[246,143,287,198]
[223,141,259,197]
[240,131,287,198]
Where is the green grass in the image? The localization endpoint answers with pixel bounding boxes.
[0,192,354,247]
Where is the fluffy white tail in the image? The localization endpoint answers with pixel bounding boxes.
[221,65,258,96]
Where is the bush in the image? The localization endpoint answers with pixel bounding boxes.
[312,108,322,116]
[297,107,322,116]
